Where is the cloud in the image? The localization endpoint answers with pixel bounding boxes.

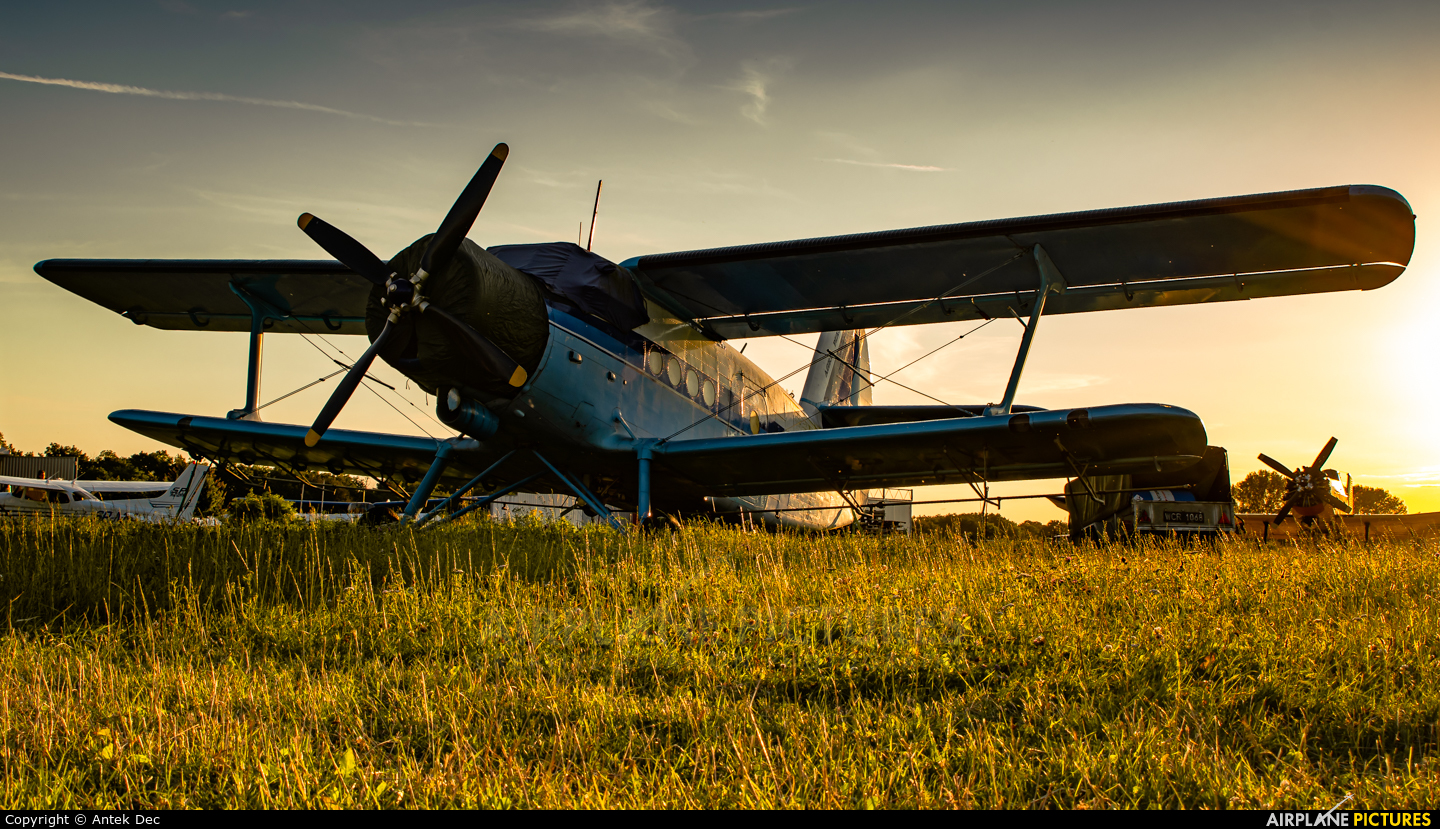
[816,131,878,157]
[0,71,433,127]
[642,99,701,125]
[520,1,683,57]
[189,189,435,230]
[820,157,950,172]
[727,58,791,125]
[698,7,803,23]
[1361,468,1440,486]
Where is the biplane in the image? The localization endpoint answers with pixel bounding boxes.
[34,144,1416,530]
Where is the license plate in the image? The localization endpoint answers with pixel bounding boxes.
[1163,511,1204,523]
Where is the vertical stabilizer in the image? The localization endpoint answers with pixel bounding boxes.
[800,330,873,418]
[153,463,209,519]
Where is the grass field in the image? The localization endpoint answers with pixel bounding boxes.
[0,516,1436,809]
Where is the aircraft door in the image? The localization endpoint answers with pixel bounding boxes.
[742,375,769,435]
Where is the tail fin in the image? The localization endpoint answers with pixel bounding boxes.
[154,463,210,519]
[800,330,873,417]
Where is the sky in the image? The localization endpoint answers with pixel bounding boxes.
[2,0,1439,521]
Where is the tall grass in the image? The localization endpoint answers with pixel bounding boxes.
[0,516,1436,808]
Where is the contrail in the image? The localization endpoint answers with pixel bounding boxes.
[0,71,430,127]
[820,157,949,172]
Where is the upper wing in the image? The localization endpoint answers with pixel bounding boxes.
[624,185,1415,338]
[33,259,370,334]
[653,403,1207,496]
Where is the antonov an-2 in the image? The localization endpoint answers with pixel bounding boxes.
[34,145,1416,530]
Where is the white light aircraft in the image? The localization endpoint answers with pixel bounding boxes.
[0,463,210,522]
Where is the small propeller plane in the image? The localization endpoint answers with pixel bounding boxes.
[34,144,1417,530]
[1258,437,1354,526]
[0,463,209,522]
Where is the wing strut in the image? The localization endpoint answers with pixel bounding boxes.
[227,283,291,422]
[986,245,1067,416]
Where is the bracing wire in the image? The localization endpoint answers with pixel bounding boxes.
[294,331,446,438]
[657,250,1025,444]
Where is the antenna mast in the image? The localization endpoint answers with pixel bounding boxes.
[586,180,603,251]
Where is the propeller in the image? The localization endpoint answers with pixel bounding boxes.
[297,143,525,447]
[1262,437,1352,524]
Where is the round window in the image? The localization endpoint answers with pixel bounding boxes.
[647,351,664,375]
[666,357,682,387]
[685,369,699,396]
[702,379,717,407]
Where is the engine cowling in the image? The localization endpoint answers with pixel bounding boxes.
[367,236,549,399]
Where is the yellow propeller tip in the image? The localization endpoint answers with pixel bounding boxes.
[298,213,314,230]
[492,143,509,161]
[508,366,527,387]
[304,430,322,447]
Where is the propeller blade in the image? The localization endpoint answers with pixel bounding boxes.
[1312,436,1339,469]
[305,322,396,447]
[1323,493,1353,513]
[420,143,509,277]
[297,214,392,286]
[1275,496,1298,524]
[423,303,527,387]
[1258,453,1296,478]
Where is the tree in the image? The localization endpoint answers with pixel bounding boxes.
[43,443,88,462]
[1232,470,1289,513]
[1352,485,1406,515]
[914,512,1019,539]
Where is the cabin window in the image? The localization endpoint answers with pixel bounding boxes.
[646,350,664,376]
[685,369,699,397]
[702,379,717,408]
[666,357,682,387]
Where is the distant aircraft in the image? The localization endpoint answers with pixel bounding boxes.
[1258,438,1353,525]
[0,463,209,522]
[34,144,1416,530]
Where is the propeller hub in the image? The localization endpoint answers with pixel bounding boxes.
[385,276,416,309]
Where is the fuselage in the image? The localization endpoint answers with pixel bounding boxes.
[469,298,854,529]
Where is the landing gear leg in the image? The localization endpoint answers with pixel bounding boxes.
[636,440,655,528]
